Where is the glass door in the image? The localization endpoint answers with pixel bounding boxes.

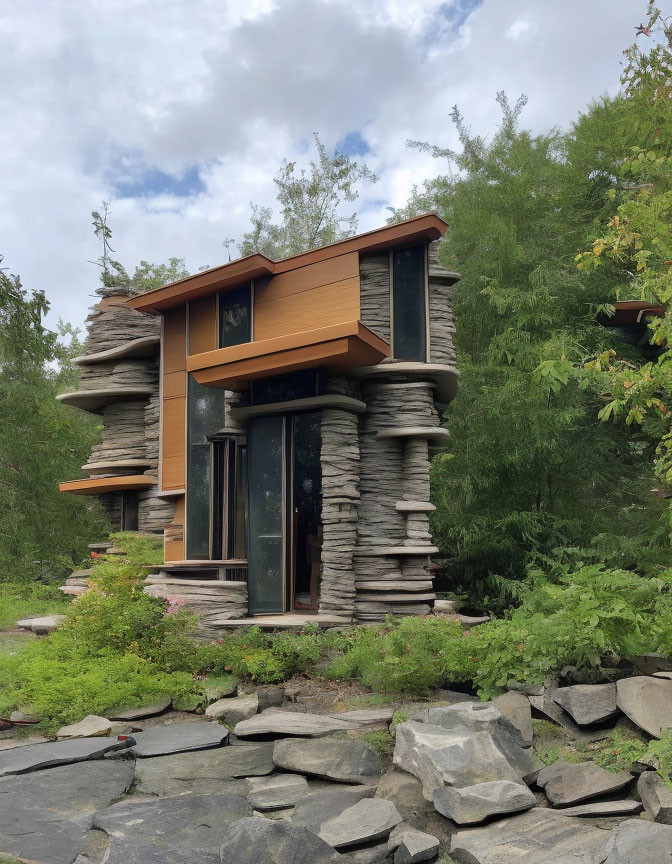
[247,416,285,614]
[291,412,322,611]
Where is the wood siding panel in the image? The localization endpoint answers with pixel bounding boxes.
[188,296,218,355]
[161,307,187,492]
[254,253,358,303]
[164,497,185,562]
[254,277,360,341]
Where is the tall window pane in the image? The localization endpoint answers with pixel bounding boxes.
[219,283,251,348]
[186,375,226,559]
[392,245,426,361]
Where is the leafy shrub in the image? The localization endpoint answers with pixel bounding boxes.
[328,616,466,694]
[197,626,324,683]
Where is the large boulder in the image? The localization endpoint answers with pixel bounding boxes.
[104,836,219,864]
[549,684,619,726]
[536,760,632,806]
[205,694,258,724]
[492,691,533,746]
[600,818,672,863]
[246,774,310,810]
[273,737,382,784]
[219,817,339,864]
[433,780,537,825]
[129,720,229,757]
[235,709,359,738]
[133,742,274,796]
[0,760,135,864]
[319,798,403,849]
[0,736,129,778]
[616,676,672,738]
[393,720,527,800]
[638,771,672,824]
[374,769,452,846]
[450,807,608,863]
[55,715,112,739]
[411,703,538,780]
[93,794,252,854]
[292,786,376,833]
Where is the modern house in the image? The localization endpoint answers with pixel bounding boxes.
[58,214,460,630]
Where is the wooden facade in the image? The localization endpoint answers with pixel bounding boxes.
[59,214,460,627]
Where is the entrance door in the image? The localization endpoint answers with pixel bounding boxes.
[247,416,285,614]
[246,411,322,614]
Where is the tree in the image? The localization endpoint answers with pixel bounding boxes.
[395,94,664,608]
[0,258,108,582]
[240,133,378,259]
[574,3,672,534]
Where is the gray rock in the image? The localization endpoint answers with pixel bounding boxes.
[374,769,451,844]
[56,714,112,739]
[412,702,537,780]
[638,771,672,824]
[433,780,537,825]
[319,798,403,849]
[292,786,376,832]
[133,742,274,796]
[0,759,134,864]
[220,816,339,864]
[129,720,228,757]
[450,807,608,863]
[393,720,526,800]
[616,676,672,738]
[631,654,672,676]
[558,799,643,817]
[104,836,220,864]
[254,685,285,711]
[273,737,382,784]
[17,614,66,634]
[9,710,40,724]
[235,709,359,738]
[247,774,310,810]
[549,684,619,726]
[394,828,440,864]
[493,691,533,746]
[327,707,396,726]
[536,760,632,806]
[205,694,259,724]
[0,736,129,777]
[600,818,672,863]
[94,793,252,853]
[110,698,171,720]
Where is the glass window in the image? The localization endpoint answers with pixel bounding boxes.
[392,245,427,362]
[186,375,226,559]
[219,283,251,348]
[250,369,322,405]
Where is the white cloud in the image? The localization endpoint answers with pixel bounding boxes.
[0,0,658,330]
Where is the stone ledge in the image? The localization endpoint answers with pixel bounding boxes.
[377,427,450,442]
[81,458,152,474]
[395,501,436,512]
[351,362,459,404]
[72,336,160,365]
[231,394,366,421]
[57,387,154,414]
[356,546,439,557]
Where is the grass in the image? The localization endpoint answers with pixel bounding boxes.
[0,584,68,630]
[0,630,36,657]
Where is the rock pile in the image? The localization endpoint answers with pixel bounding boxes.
[1,674,672,864]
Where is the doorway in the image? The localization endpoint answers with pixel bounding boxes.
[246,411,322,614]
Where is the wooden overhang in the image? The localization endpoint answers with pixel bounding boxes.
[59,475,157,495]
[127,213,449,314]
[600,300,667,326]
[187,321,390,390]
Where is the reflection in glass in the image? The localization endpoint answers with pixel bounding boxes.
[219,283,251,348]
[393,245,426,362]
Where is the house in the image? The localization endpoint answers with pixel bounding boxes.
[57,213,460,630]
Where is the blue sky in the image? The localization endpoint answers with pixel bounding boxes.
[0,0,663,329]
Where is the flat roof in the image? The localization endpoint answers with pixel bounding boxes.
[128,212,448,313]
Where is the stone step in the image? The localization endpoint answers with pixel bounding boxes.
[395,500,436,512]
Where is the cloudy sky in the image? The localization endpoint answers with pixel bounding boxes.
[0,0,661,329]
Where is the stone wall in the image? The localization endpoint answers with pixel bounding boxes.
[319,408,361,622]
[427,240,457,367]
[359,251,390,344]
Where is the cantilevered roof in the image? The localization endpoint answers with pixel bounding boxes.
[128,213,449,314]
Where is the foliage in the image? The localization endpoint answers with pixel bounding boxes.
[132,257,190,293]
[361,730,394,757]
[0,256,108,582]
[240,133,378,259]
[572,5,672,538]
[90,201,131,287]
[394,92,663,608]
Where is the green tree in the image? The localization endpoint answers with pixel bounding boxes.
[395,94,663,608]
[240,133,378,258]
[575,3,672,534]
[131,258,190,293]
[0,258,108,582]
